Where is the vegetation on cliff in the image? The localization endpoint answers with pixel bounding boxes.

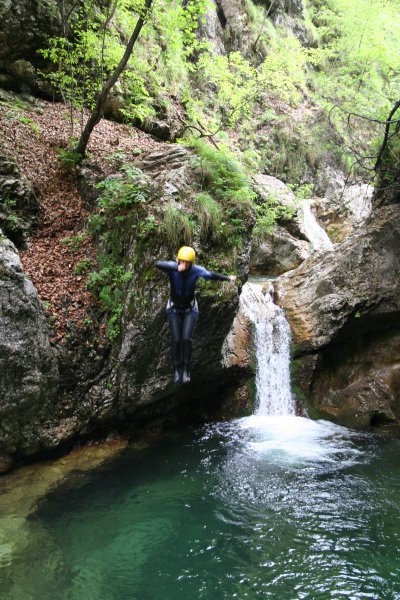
[36,0,400,180]
[1,0,400,341]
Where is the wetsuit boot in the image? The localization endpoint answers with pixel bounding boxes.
[173,368,181,384]
[181,364,191,384]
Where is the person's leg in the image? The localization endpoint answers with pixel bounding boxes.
[167,309,183,382]
[181,310,198,383]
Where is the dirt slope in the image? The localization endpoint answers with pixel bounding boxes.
[0,97,161,341]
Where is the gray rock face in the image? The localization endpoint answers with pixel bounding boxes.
[77,144,253,430]
[0,236,59,460]
[313,182,373,243]
[202,0,309,58]
[0,155,39,247]
[113,148,250,420]
[276,205,400,428]
[0,0,59,93]
[250,225,310,275]
[250,175,333,275]
[258,0,304,15]
[200,0,252,55]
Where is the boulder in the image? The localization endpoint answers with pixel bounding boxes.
[74,144,253,432]
[0,0,60,94]
[200,0,252,55]
[0,236,59,467]
[250,225,310,275]
[0,154,39,247]
[313,182,373,243]
[276,204,400,429]
[250,175,332,275]
[113,147,251,422]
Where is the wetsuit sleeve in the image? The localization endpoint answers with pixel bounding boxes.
[196,265,231,281]
[156,260,178,273]
[209,271,231,281]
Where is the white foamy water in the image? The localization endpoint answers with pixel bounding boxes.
[301,200,333,252]
[237,280,363,468]
[240,281,295,416]
[237,414,364,466]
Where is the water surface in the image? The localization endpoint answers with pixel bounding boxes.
[1,415,400,599]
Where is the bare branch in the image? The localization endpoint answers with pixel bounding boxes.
[374,100,400,172]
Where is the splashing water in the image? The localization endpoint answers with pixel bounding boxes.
[239,281,295,416]
[1,275,399,600]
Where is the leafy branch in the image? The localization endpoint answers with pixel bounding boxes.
[75,0,154,159]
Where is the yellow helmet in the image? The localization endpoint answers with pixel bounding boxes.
[177,246,196,263]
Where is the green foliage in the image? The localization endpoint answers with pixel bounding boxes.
[39,33,98,111]
[307,0,400,172]
[194,51,258,128]
[62,231,91,251]
[2,102,41,136]
[73,258,94,274]
[9,112,40,134]
[195,192,223,240]
[36,0,400,189]
[253,193,296,239]
[259,35,307,105]
[87,264,132,339]
[188,139,257,251]
[137,214,157,239]
[38,0,211,131]
[162,204,194,250]
[87,164,152,339]
[178,0,210,59]
[190,139,255,205]
[56,146,83,167]
[4,213,23,229]
[288,183,314,200]
[374,105,400,189]
[241,149,263,173]
[96,165,149,212]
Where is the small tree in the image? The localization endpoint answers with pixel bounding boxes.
[75,0,154,160]
[373,100,400,207]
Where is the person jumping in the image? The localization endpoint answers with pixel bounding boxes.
[156,246,236,384]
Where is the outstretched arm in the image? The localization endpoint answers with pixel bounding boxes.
[198,265,236,282]
[156,260,178,273]
[210,271,236,282]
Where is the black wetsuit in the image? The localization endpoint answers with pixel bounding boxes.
[156,260,231,371]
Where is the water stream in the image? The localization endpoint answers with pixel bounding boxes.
[1,280,400,599]
[239,280,294,416]
[300,200,333,252]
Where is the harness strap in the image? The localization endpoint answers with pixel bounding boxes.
[167,297,198,312]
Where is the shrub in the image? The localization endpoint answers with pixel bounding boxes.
[163,204,194,250]
[195,192,223,240]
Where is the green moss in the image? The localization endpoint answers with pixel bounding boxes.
[86,165,154,339]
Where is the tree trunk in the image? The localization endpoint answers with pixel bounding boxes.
[75,0,153,160]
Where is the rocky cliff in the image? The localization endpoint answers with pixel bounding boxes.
[0,235,59,470]
[276,204,400,428]
[0,126,253,473]
[1,0,399,475]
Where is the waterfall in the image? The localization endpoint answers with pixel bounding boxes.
[301,200,333,252]
[240,281,295,416]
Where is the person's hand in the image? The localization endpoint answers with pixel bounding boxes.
[178,260,191,272]
[229,275,237,282]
